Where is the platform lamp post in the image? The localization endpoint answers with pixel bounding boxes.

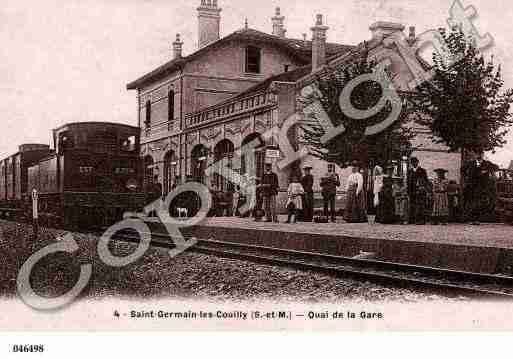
[31,188,39,240]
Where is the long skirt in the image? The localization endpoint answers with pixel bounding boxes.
[377,189,396,224]
[432,192,449,217]
[344,184,367,223]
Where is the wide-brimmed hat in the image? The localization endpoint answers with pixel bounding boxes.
[434,168,448,174]
[351,160,360,167]
[304,166,313,170]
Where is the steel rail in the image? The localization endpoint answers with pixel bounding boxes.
[116,231,513,299]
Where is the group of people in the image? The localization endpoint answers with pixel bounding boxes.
[232,162,370,224]
[368,157,456,225]
[227,153,497,225]
[252,163,344,224]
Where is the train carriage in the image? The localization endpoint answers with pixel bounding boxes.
[26,122,147,230]
[0,122,147,230]
[0,144,52,220]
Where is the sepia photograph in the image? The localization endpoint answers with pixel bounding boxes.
[2,0,513,355]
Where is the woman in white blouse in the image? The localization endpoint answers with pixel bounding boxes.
[344,161,367,223]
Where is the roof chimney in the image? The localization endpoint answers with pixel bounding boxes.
[369,21,405,41]
[197,0,222,49]
[311,14,329,72]
[272,7,286,37]
[173,33,184,59]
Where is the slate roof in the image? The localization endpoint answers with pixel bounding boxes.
[126,27,354,90]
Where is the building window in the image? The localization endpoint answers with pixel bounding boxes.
[284,64,290,72]
[79,166,94,174]
[145,100,151,128]
[168,90,175,122]
[163,151,178,195]
[121,136,136,152]
[241,133,265,180]
[245,46,261,74]
[214,139,235,192]
[143,156,154,188]
[191,145,208,185]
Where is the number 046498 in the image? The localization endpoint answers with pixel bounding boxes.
[11,345,45,353]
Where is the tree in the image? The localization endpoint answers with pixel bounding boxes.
[299,52,414,170]
[411,27,513,161]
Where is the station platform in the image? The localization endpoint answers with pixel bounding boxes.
[146,217,513,275]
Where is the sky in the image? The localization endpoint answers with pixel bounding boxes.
[2,0,513,167]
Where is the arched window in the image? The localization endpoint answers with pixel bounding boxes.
[163,151,178,195]
[143,156,154,188]
[168,90,175,122]
[241,133,265,180]
[145,100,151,128]
[213,139,235,191]
[191,145,208,184]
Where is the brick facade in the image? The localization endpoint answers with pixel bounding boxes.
[127,3,462,211]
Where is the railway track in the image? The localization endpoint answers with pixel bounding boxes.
[116,231,513,299]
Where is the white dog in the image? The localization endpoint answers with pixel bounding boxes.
[176,207,188,218]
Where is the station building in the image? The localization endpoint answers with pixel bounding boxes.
[127,0,461,206]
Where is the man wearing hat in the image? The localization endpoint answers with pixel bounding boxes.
[261,163,280,223]
[301,166,315,222]
[320,163,340,222]
[462,152,496,225]
[432,168,450,225]
[407,157,429,224]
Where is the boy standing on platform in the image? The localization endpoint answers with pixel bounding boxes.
[392,179,409,225]
[432,168,450,225]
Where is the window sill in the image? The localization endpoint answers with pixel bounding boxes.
[243,72,264,78]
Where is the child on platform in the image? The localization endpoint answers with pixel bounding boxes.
[432,168,450,225]
[392,179,409,225]
[286,176,305,224]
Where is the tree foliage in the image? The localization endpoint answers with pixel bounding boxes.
[411,28,513,155]
[299,53,414,169]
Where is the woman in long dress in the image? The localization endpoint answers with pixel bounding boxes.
[286,176,305,224]
[344,162,367,223]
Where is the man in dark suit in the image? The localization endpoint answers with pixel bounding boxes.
[261,163,279,223]
[407,157,429,225]
[301,166,314,222]
[462,153,495,225]
[320,163,340,223]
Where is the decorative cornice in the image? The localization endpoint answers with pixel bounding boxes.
[200,127,222,143]
[225,121,242,136]
[187,133,199,145]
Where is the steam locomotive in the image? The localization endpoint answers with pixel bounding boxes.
[0,122,147,230]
